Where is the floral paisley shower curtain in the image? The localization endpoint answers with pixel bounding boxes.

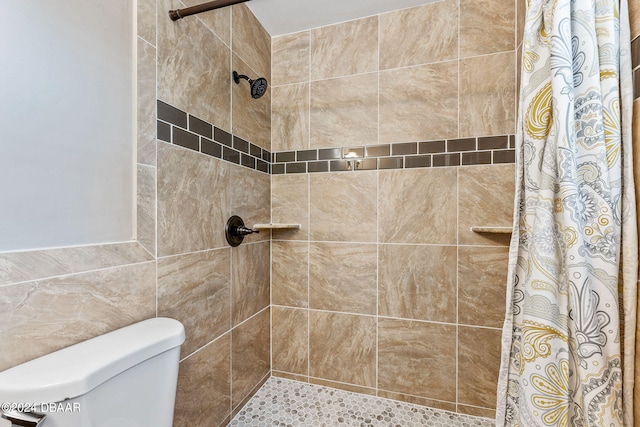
[495,0,638,425]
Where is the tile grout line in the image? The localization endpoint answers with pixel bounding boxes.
[375,12,381,398]
[307,30,312,384]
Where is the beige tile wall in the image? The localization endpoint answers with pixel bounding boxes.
[271,0,518,152]
[0,3,271,427]
[270,0,520,418]
[271,164,514,418]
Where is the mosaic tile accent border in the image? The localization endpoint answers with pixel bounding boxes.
[230,377,493,426]
[271,136,516,175]
[157,100,272,174]
[156,100,515,175]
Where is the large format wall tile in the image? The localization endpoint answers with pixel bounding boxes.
[137,164,156,256]
[310,171,377,242]
[157,143,230,257]
[378,318,456,402]
[0,262,156,371]
[157,248,231,358]
[516,0,526,48]
[309,243,377,315]
[272,306,309,375]
[174,333,231,427]
[272,174,309,240]
[181,0,231,46]
[458,326,502,409]
[232,242,270,326]
[379,244,457,323]
[232,4,271,81]
[460,0,515,58]
[272,31,310,86]
[632,0,640,40]
[137,0,156,45]
[459,52,516,137]
[378,168,457,244]
[272,241,309,308]
[230,164,271,243]
[379,61,458,143]
[272,83,310,152]
[458,246,509,328]
[379,0,458,70]
[458,164,515,246]
[309,311,377,387]
[158,0,231,130]
[137,38,157,166]
[232,308,270,408]
[310,73,379,148]
[232,54,271,150]
[0,242,152,287]
[310,17,378,80]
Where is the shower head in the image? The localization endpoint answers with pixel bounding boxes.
[233,71,268,99]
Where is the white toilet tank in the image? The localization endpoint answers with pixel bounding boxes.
[0,317,185,427]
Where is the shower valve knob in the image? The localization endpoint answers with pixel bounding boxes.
[225,216,259,247]
[237,226,259,236]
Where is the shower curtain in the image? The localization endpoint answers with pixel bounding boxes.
[495,0,638,426]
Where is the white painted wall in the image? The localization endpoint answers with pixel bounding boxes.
[0,1,135,252]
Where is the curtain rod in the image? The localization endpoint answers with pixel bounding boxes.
[169,0,250,21]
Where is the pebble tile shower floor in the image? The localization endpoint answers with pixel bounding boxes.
[230,377,493,426]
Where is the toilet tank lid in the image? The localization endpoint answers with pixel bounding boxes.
[0,317,185,403]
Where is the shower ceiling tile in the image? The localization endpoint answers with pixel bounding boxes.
[379,0,458,70]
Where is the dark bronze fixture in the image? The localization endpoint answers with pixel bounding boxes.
[233,71,268,99]
[169,0,250,21]
[225,215,259,247]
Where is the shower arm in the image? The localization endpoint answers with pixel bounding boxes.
[169,0,250,21]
